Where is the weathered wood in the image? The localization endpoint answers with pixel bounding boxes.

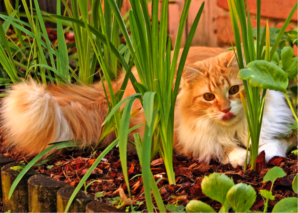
[57,185,94,212]
[28,174,66,212]
[1,162,37,212]
[187,0,219,47]
[86,200,123,213]
[0,155,14,198]
[168,0,187,48]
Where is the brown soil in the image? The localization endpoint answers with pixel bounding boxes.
[0,142,296,212]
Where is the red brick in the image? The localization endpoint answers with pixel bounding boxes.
[246,0,297,21]
[217,0,229,11]
[217,15,234,44]
[294,45,297,57]
[276,21,296,31]
[217,14,271,45]
[217,0,298,21]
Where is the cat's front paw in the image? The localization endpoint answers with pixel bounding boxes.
[222,147,249,168]
[258,140,288,162]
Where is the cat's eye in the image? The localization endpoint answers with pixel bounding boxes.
[229,85,239,95]
[203,93,215,101]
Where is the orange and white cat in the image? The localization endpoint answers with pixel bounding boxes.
[1,47,295,167]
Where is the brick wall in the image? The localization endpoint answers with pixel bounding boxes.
[216,0,298,46]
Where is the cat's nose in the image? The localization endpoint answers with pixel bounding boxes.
[221,107,231,113]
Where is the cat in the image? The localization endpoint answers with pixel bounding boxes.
[1,46,295,167]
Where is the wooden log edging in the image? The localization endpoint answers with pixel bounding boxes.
[1,162,38,212]
[0,155,14,197]
[28,174,67,212]
[0,154,122,212]
[57,185,94,212]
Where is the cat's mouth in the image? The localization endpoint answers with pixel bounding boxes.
[222,112,235,120]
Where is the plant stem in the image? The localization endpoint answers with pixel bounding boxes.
[284,92,298,122]
[244,132,250,171]
[263,182,275,213]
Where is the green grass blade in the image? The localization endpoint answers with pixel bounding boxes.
[0,22,19,83]
[256,0,261,59]
[64,140,118,213]
[64,124,143,213]
[102,93,141,126]
[56,0,69,83]
[246,6,256,61]
[28,64,68,83]
[118,97,140,201]
[265,22,271,61]
[51,14,130,71]
[228,0,244,69]
[142,114,157,213]
[173,2,204,101]
[9,141,77,198]
[33,0,56,70]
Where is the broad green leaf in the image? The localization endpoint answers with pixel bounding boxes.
[293,174,297,194]
[272,52,280,65]
[201,173,234,204]
[263,166,286,184]
[272,197,298,212]
[260,189,275,200]
[281,47,298,81]
[186,200,215,213]
[239,60,288,92]
[226,183,256,212]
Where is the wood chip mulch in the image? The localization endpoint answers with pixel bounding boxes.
[0,139,297,212]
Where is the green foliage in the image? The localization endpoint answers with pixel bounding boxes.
[166,203,185,212]
[239,60,288,92]
[272,197,298,212]
[292,174,297,194]
[226,183,256,212]
[280,47,298,81]
[261,167,287,212]
[228,0,298,170]
[10,166,25,171]
[260,190,275,201]
[201,173,234,211]
[185,200,215,213]
[9,141,77,199]
[263,166,287,184]
[187,168,297,213]
[102,0,205,211]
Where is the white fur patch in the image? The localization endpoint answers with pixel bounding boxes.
[222,147,249,167]
[175,90,294,166]
[175,103,248,162]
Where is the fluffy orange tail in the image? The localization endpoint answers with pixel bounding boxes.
[1,80,109,156]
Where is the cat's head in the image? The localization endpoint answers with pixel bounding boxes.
[179,51,245,126]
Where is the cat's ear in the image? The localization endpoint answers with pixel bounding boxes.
[221,51,238,69]
[182,65,203,88]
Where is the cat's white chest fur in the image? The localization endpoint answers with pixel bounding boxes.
[175,90,294,167]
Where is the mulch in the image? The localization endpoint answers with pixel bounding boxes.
[0,141,296,212]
